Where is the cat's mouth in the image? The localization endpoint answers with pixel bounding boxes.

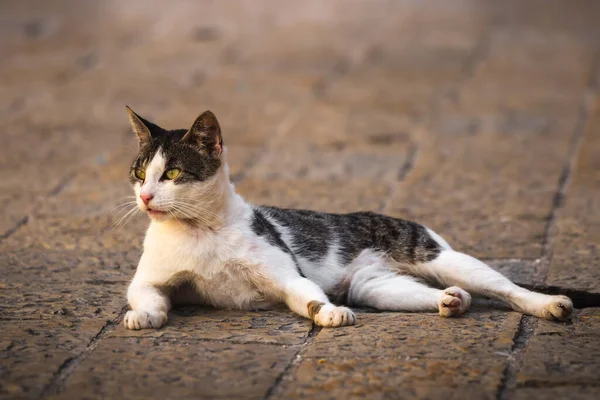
[147,208,167,218]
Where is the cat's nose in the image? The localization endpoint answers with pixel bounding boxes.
[140,193,154,206]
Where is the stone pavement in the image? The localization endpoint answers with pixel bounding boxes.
[1,0,600,399]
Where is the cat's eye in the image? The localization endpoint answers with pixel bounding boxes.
[134,168,146,180]
[165,168,181,180]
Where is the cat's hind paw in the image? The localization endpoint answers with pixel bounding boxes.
[124,310,167,330]
[540,295,573,321]
[439,286,471,317]
[311,303,356,327]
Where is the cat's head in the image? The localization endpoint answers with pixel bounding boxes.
[126,107,229,226]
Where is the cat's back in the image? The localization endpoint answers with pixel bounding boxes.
[254,205,441,266]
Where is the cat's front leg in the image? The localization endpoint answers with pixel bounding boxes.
[124,274,170,330]
[284,277,356,327]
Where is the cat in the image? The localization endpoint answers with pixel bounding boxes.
[123,107,573,330]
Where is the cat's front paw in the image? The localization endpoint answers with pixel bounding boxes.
[124,310,167,330]
[311,303,356,327]
[540,295,573,321]
[439,286,471,317]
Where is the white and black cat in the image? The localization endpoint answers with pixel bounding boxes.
[123,107,573,330]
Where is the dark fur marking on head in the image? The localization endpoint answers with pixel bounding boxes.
[127,110,221,185]
[307,300,325,319]
[182,110,223,159]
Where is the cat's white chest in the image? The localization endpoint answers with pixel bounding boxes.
[191,267,274,310]
[142,221,275,309]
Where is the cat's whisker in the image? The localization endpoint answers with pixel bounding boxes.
[111,206,137,220]
[171,203,209,219]
[170,201,224,223]
[174,207,222,227]
[110,201,138,214]
[168,203,207,222]
[175,208,218,228]
[168,209,191,231]
[112,205,140,229]
[121,208,142,227]
[110,208,139,222]
[169,201,219,222]
[170,206,197,222]
[112,209,136,228]
[179,199,225,215]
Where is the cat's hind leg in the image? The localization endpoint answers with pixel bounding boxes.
[346,251,471,317]
[414,246,573,320]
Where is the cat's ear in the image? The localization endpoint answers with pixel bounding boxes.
[182,110,223,158]
[126,106,151,147]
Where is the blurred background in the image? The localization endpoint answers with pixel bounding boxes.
[2,0,599,259]
[2,1,600,398]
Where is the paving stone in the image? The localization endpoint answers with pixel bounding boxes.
[110,307,312,346]
[0,121,132,239]
[163,63,323,142]
[1,1,600,400]
[250,144,411,183]
[493,0,600,36]
[275,102,419,150]
[0,191,38,237]
[546,102,600,292]
[0,248,135,286]
[0,281,126,321]
[0,1,121,118]
[0,216,143,285]
[32,148,136,219]
[222,26,350,86]
[225,144,264,182]
[0,0,235,125]
[52,338,297,400]
[483,28,595,74]
[514,386,600,400]
[0,123,114,192]
[305,309,520,359]
[242,102,418,209]
[442,95,582,135]
[275,357,506,400]
[465,73,587,115]
[275,305,521,399]
[395,13,597,261]
[486,259,546,287]
[1,246,137,287]
[321,73,437,122]
[236,178,390,213]
[320,29,478,119]
[517,308,600,387]
[0,149,145,286]
[385,111,576,259]
[0,318,106,399]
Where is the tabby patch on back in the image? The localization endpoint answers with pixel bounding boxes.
[123,107,573,330]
